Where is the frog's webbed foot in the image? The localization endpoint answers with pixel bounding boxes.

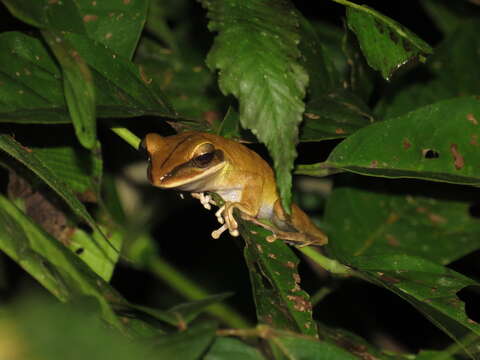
[191,192,216,210]
[211,202,243,238]
[241,214,323,247]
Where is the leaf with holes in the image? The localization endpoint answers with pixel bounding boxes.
[325,97,480,185]
[345,5,433,80]
[240,220,316,337]
[201,0,309,213]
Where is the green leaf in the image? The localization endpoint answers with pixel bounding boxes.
[132,293,233,327]
[0,194,125,329]
[201,0,309,214]
[240,220,317,337]
[151,321,217,360]
[345,4,433,80]
[33,143,102,201]
[324,178,480,357]
[0,32,175,124]
[0,135,118,261]
[3,0,149,58]
[353,254,480,358]
[136,38,224,121]
[324,177,480,266]
[205,337,266,360]
[300,89,374,142]
[375,21,480,120]
[267,329,358,360]
[9,296,155,360]
[69,227,121,281]
[43,30,96,149]
[317,323,402,360]
[326,97,480,185]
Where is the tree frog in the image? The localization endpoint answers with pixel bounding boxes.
[140,132,328,246]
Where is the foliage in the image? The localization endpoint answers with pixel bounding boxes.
[0,0,479,359]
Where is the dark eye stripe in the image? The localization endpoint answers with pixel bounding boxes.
[193,152,214,167]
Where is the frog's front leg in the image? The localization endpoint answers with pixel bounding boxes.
[191,192,216,210]
[211,174,264,239]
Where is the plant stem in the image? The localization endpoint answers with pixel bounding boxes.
[298,246,353,276]
[111,127,141,149]
[148,255,251,329]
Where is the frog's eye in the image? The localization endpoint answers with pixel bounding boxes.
[193,151,215,168]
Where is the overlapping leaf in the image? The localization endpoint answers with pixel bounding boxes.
[345,3,433,80]
[201,0,309,213]
[2,0,148,58]
[324,178,480,356]
[240,220,317,337]
[325,97,480,185]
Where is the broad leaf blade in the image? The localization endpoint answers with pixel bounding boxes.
[201,0,309,213]
[376,21,480,120]
[43,30,97,149]
[0,135,119,265]
[300,89,374,141]
[206,337,266,360]
[241,220,317,337]
[326,97,480,185]
[325,178,480,266]
[0,32,176,124]
[3,0,148,58]
[346,5,433,80]
[151,321,217,360]
[324,178,480,356]
[0,195,125,329]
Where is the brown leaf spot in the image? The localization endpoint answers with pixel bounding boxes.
[293,273,301,284]
[403,138,411,149]
[416,207,427,213]
[304,112,320,119]
[139,66,152,84]
[83,14,98,22]
[123,0,131,3]
[468,319,478,324]
[428,213,447,224]
[335,128,346,134]
[467,113,478,125]
[285,261,295,269]
[268,253,277,259]
[369,160,378,168]
[256,244,263,253]
[287,295,312,312]
[450,144,464,170]
[470,134,479,146]
[386,213,399,224]
[386,234,399,247]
